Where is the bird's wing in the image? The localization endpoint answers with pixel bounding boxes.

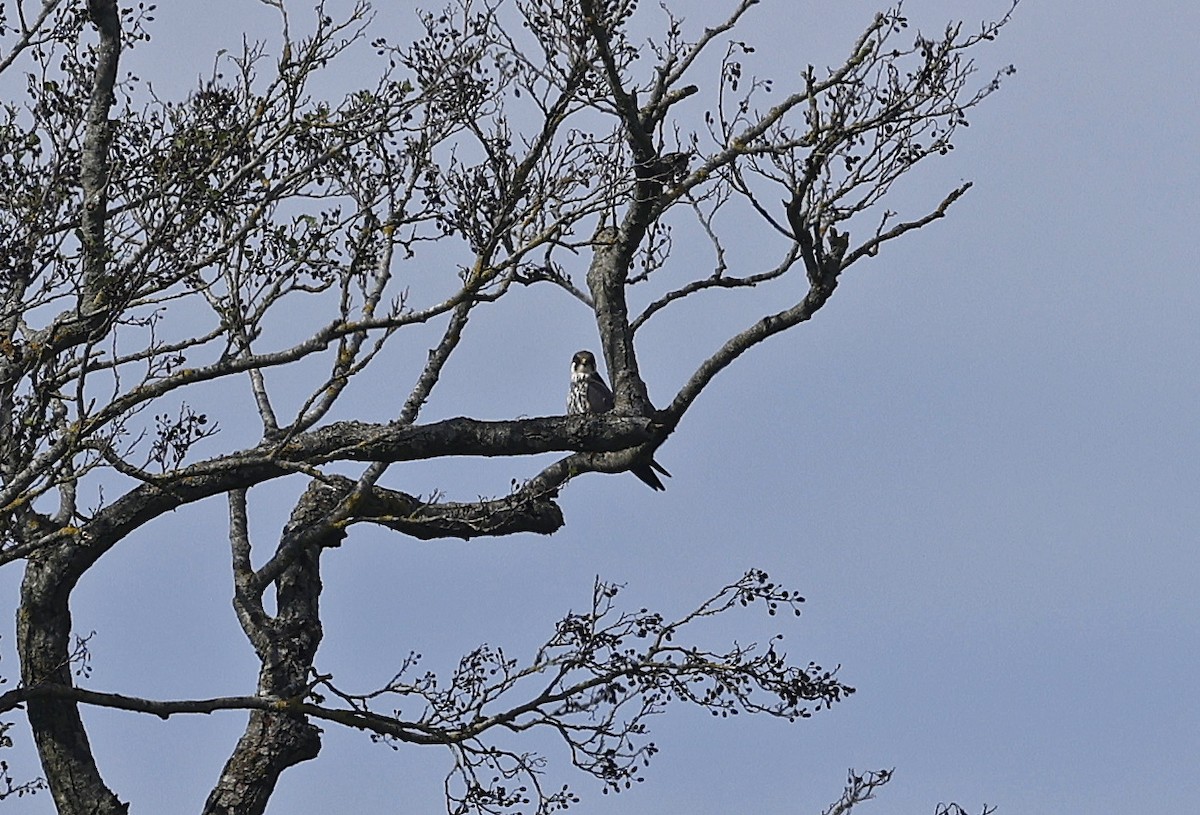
[586,373,615,412]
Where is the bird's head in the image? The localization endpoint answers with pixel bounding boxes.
[571,350,597,376]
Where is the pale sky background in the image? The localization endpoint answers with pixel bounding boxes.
[2,1,1198,813]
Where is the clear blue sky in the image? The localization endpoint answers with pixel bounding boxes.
[2,1,1197,813]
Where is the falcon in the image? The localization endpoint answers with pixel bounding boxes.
[568,350,671,491]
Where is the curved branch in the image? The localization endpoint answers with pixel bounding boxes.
[648,0,759,115]
[841,182,972,267]
[0,0,67,76]
[631,244,801,331]
[664,279,837,428]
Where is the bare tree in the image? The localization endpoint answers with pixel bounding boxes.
[0,0,1015,812]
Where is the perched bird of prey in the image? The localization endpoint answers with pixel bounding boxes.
[568,350,671,491]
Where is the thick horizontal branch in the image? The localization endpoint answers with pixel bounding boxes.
[364,491,564,541]
[323,474,565,540]
[109,413,653,523]
[2,414,654,567]
[290,414,656,466]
